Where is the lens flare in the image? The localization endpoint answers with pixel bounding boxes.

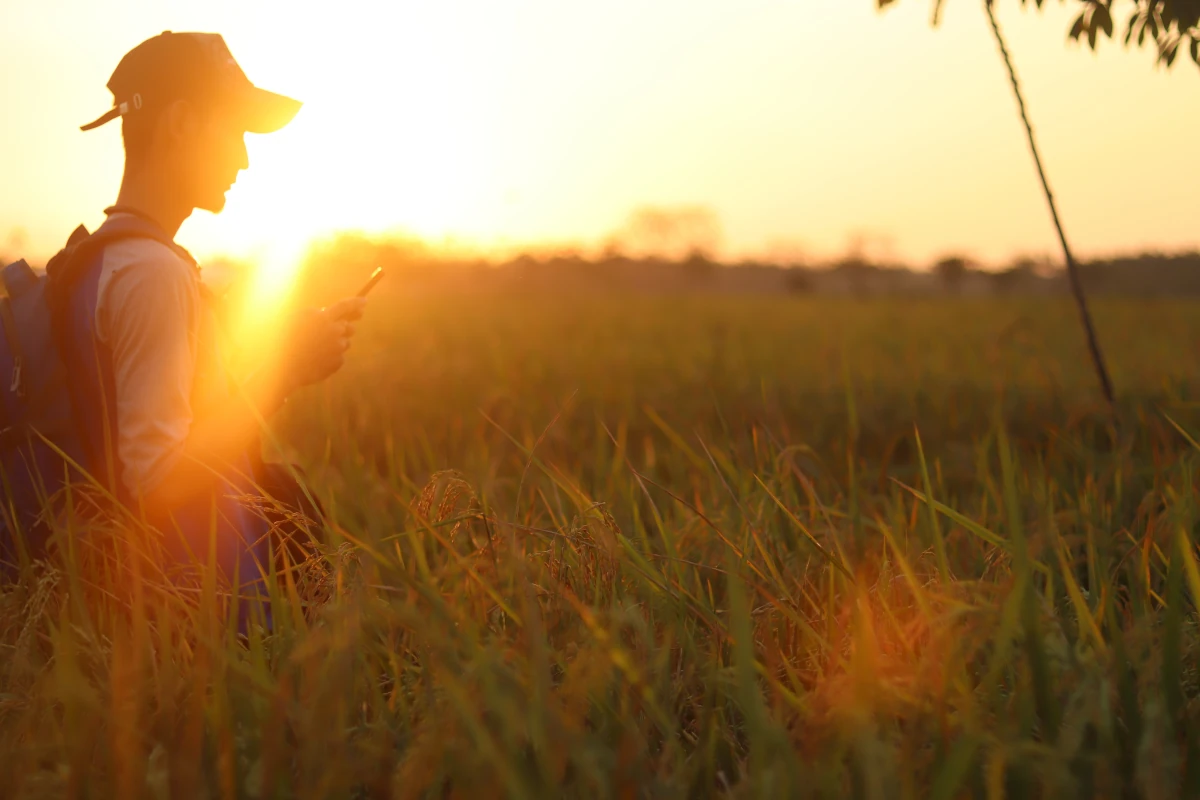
[221,238,307,368]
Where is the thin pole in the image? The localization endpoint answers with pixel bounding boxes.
[984,0,1116,409]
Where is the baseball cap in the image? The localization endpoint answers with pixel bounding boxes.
[81,31,302,134]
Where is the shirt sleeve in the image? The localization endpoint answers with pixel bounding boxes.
[98,254,199,496]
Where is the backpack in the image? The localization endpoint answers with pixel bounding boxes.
[0,217,177,571]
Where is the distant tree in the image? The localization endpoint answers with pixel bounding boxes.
[608,206,724,262]
[934,255,971,293]
[845,229,900,267]
[785,268,816,294]
[511,253,538,278]
[834,256,877,297]
[1006,253,1059,277]
[991,258,1037,293]
[598,239,626,262]
[553,255,579,285]
[1080,251,1200,295]
[761,240,810,269]
[683,249,716,282]
[878,1,1200,71]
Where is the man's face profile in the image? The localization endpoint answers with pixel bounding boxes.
[173,102,249,214]
[130,100,249,215]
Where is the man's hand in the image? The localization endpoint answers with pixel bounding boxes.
[284,297,368,390]
[325,296,367,323]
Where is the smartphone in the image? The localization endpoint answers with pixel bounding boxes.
[356,267,385,298]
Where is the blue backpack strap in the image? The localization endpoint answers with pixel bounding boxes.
[45,212,194,305]
[0,298,23,401]
[43,216,185,496]
[77,215,193,274]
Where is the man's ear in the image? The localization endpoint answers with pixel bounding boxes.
[161,98,200,144]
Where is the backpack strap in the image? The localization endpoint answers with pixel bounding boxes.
[42,225,93,294]
[0,297,23,399]
[45,213,192,313]
[40,213,192,497]
[88,211,192,261]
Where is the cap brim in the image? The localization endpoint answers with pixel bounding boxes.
[239,86,302,134]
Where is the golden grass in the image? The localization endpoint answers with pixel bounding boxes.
[5,293,1200,798]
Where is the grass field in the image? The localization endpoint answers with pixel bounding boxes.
[6,293,1200,798]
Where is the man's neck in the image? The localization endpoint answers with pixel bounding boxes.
[113,169,191,239]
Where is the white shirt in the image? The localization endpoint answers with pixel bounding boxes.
[93,223,230,496]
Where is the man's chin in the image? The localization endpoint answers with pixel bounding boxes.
[196,192,229,214]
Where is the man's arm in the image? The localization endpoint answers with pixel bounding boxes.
[135,364,291,512]
[103,258,363,515]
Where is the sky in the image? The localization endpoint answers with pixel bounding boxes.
[1,0,1197,271]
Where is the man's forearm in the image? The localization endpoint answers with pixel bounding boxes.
[134,368,292,513]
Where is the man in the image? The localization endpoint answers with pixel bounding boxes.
[56,32,364,588]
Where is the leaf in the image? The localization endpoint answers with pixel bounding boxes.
[754,474,852,578]
[1177,526,1200,624]
[1070,12,1086,41]
[1165,41,1179,67]
[1125,11,1139,46]
[915,427,950,582]
[726,556,773,769]
[1163,529,1185,734]
[930,736,980,800]
[1108,602,1143,789]
[1096,4,1113,38]
[892,479,1007,550]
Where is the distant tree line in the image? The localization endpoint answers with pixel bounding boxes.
[8,229,1198,301]
[276,231,1200,301]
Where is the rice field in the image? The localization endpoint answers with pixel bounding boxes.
[5,292,1200,798]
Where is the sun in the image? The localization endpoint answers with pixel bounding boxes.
[189,8,498,303]
[184,13,500,359]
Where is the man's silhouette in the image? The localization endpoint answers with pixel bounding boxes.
[60,32,364,587]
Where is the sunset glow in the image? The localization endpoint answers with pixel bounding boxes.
[7,1,1200,790]
[3,0,1198,271]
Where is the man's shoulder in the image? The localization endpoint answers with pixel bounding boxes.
[100,236,195,279]
[95,236,201,337]
[98,236,200,303]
